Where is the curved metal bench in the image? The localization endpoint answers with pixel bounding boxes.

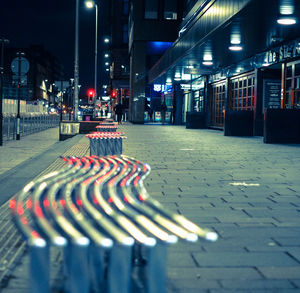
[10,155,217,293]
[86,132,127,156]
[96,125,118,132]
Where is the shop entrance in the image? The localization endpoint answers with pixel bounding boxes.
[210,81,226,128]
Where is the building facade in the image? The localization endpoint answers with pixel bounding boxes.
[109,0,131,117]
[3,45,64,107]
[128,0,300,140]
[128,0,185,123]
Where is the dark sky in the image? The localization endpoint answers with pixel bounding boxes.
[0,0,108,95]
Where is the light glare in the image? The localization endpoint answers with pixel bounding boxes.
[277,17,297,25]
[85,1,94,8]
[229,45,243,51]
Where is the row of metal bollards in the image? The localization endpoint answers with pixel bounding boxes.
[10,155,217,293]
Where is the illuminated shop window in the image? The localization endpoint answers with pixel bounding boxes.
[164,0,177,20]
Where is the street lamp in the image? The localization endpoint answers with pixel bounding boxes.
[74,0,80,121]
[0,38,9,146]
[85,0,98,105]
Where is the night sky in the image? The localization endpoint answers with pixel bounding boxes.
[0,0,107,95]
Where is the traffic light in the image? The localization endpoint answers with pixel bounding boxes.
[111,89,117,98]
[87,88,95,104]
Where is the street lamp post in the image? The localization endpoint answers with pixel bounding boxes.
[16,52,25,141]
[74,0,80,121]
[86,0,98,115]
[0,38,9,146]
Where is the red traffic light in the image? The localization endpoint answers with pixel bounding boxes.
[111,90,117,98]
[87,88,95,98]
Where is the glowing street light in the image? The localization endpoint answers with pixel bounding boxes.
[85,0,98,102]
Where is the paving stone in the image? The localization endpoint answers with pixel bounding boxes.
[286,248,300,262]
[292,280,300,288]
[210,289,297,293]
[220,279,294,290]
[167,267,262,280]
[273,237,300,247]
[168,278,220,291]
[257,267,300,279]
[167,252,196,267]
[193,252,298,267]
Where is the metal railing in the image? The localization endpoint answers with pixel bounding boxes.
[10,155,217,293]
[2,114,71,141]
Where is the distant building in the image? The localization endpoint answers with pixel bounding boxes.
[109,0,131,117]
[3,45,64,106]
[128,0,184,123]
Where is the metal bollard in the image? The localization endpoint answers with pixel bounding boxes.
[88,244,108,293]
[63,241,90,293]
[107,244,133,293]
[144,242,168,293]
[29,240,50,293]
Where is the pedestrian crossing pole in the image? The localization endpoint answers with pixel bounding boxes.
[16,52,22,140]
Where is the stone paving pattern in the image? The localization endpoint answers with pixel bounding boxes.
[1,123,300,292]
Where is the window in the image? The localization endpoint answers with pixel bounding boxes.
[123,0,129,15]
[285,60,300,109]
[192,90,204,112]
[144,0,158,19]
[164,0,177,20]
[229,73,255,111]
[122,24,128,43]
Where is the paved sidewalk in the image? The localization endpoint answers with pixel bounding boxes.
[0,127,86,206]
[1,124,300,292]
[122,124,300,292]
[0,127,60,176]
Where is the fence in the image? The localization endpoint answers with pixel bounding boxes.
[2,114,63,141]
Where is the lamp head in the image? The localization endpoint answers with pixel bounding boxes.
[85,1,95,8]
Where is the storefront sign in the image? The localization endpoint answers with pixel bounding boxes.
[153,84,172,92]
[153,84,163,92]
[263,79,281,112]
[266,40,300,64]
